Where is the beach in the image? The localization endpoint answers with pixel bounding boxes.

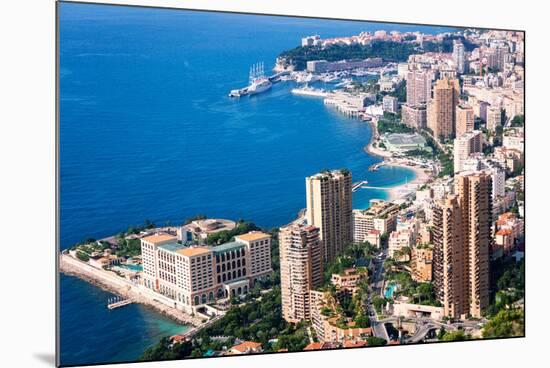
[384,161,431,201]
[363,120,433,201]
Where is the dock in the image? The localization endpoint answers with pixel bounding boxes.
[229,68,289,97]
[352,180,368,192]
[369,162,386,171]
[107,296,133,310]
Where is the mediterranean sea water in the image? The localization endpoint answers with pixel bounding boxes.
[59,3,452,365]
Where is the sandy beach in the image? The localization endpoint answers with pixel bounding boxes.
[363,119,433,201]
[384,161,432,201]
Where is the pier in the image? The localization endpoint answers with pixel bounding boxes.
[107,296,134,310]
[229,68,289,97]
[369,162,386,171]
[352,180,369,192]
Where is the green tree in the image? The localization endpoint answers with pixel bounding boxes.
[441,330,471,341]
[366,336,387,346]
[483,309,524,338]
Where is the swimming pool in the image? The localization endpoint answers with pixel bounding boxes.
[119,264,143,272]
[384,283,397,299]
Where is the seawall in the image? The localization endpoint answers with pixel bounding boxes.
[59,254,203,327]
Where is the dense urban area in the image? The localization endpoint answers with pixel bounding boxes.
[60,27,525,360]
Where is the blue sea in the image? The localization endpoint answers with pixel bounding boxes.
[59,3,452,365]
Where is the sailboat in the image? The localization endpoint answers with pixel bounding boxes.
[247,62,272,95]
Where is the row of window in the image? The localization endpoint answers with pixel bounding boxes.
[216,259,245,272]
[215,248,245,263]
[217,268,246,283]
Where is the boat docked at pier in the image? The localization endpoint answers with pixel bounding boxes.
[229,62,272,97]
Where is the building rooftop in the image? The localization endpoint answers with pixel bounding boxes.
[235,231,270,242]
[213,241,245,254]
[158,242,187,253]
[343,340,367,348]
[176,246,211,257]
[303,342,324,351]
[496,229,513,236]
[384,133,426,146]
[142,233,177,244]
[230,341,262,353]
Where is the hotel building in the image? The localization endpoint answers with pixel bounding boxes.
[140,231,272,313]
[280,222,324,323]
[306,169,353,262]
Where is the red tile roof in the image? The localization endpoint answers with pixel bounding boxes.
[303,342,324,351]
[230,341,262,353]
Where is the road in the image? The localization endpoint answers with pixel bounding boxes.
[363,248,485,344]
[365,248,390,341]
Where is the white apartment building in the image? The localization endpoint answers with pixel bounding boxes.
[388,230,414,258]
[352,200,399,243]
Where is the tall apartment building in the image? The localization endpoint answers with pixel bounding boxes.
[455,173,492,318]
[452,40,467,74]
[455,104,475,137]
[402,104,427,130]
[427,78,460,141]
[462,156,506,200]
[433,172,492,319]
[140,231,272,313]
[432,195,468,319]
[406,68,432,106]
[306,169,353,262]
[453,130,483,173]
[280,222,324,323]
